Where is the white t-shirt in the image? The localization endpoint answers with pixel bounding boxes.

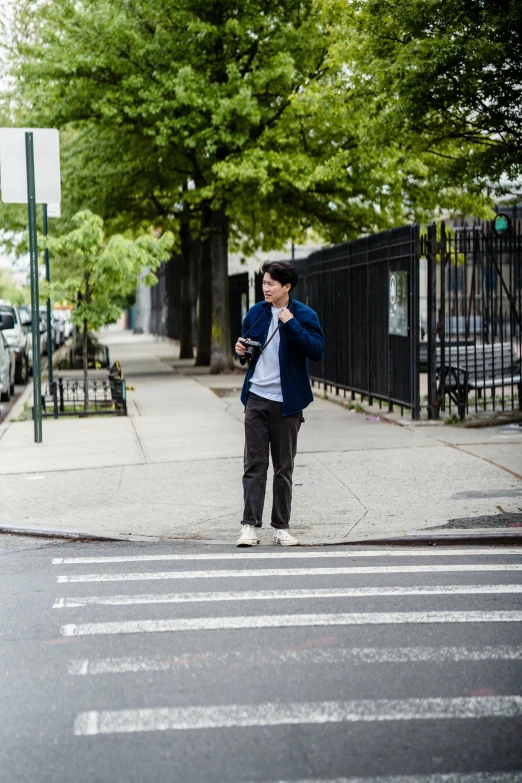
[249,307,283,402]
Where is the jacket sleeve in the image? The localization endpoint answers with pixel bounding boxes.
[236,310,252,364]
[282,311,325,361]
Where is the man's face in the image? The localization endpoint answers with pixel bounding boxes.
[262,273,290,304]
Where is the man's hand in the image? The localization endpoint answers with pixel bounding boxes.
[278,307,294,324]
[235,337,247,356]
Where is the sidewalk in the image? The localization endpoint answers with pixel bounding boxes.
[1,328,521,544]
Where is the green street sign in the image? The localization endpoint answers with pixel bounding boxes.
[493,213,511,236]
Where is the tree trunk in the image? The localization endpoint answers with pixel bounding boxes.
[82,317,89,413]
[165,252,180,340]
[195,204,212,366]
[210,206,234,374]
[179,216,194,360]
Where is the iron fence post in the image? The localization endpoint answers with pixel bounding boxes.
[411,224,421,419]
[51,380,58,419]
[439,221,447,412]
[58,376,64,412]
[426,223,439,419]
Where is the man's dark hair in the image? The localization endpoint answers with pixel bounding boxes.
[261,260,298,291]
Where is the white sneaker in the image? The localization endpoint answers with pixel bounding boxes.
[236,525,260,547]
[273,529,298,546]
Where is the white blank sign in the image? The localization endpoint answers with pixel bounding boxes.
[0,128,61,204]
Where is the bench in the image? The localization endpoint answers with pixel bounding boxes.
[433,342,521,420]
[419,341,474,372]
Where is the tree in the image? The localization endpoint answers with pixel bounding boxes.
[44,211,173,409]
[5,0,342,371]
[321,0,522,189]
[4,0,495,381]
[0,269,29,306]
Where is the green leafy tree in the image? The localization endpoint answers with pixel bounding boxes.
[4,0,347,371]
[0,268,29,306]
[4,0,497,381]
[320,0,522,189]
[44,210,173,408]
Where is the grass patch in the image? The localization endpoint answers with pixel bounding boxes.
[444,413,461,426]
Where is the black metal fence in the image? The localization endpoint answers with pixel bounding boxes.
[41,375,127,418]
[225,216,521,422]
[294,225,420,416]
[423,219,522,419]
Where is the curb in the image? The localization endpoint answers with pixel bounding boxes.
[1,524,521,547]
[0,524,129,543]
[341,530,522,547]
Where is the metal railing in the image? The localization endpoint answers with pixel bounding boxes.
[294,224,421,418]
[40,373,127,418]
[422,219,522,419]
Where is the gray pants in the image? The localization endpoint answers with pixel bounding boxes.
[242,392,302,529]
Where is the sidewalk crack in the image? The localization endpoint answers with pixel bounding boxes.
[129,417,148,463]
[345,509,369,538]
[311,453,368,511]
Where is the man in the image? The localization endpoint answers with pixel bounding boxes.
[235,260,325,547]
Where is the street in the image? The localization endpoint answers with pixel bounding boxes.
[1,539,521,782]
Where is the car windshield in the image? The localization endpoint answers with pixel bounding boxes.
[0,305,17,324]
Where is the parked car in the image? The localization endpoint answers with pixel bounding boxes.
[0,311,16,402]
[62,310,74,340]
[20,305,48,373]
[39,307,50,355]
[52,311,66,348]
[54,309,73,344]
[0,301,29,384]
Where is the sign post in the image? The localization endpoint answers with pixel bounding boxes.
[0,127,61,443]
[43,204,54,388]
[25,132,43,442]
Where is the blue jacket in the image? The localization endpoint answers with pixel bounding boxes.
[239,295,325,416]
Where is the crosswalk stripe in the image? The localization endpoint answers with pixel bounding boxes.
[67,645,522,675]
[61,611,522,637]
[56,564,522,583]
[53,584,522,608]
[239,774,522,783]
[51,548,522,565]
[73,695,522,735]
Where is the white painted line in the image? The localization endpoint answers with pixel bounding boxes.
[53,584,522,608]
[67,645,522,676]
[56,564,522,583]
[240,773,522,783]
[61,611,522,637]
[73,696,522,735]
[51,548,522,565]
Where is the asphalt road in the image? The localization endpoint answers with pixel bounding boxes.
[1,538,521,783]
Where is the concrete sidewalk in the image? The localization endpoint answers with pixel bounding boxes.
[1,328,521,544]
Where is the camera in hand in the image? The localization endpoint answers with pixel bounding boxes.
[241,338,263,360]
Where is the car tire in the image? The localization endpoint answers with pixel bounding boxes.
[1,384,10,402]
[15,354,28,385]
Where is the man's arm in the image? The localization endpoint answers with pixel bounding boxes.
[235,309,255,364]
[282,311,325,361]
